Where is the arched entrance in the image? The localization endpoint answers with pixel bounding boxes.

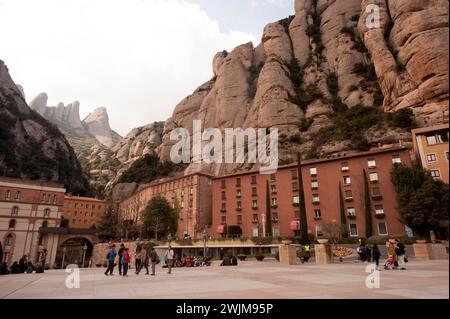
[55,237,94,268]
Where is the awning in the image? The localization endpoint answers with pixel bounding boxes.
[290,220,300,231]
[216,225,226,234]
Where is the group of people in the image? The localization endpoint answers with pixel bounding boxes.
[164,255,212,268]
[104,243,160,277]
[0,249,48,275]
[357,239,407,270]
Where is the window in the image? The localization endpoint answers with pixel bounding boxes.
[368,159,376,168]
[343,176,351,185]
[221,216,226,224]
[53,195,57,203]
[345,190,353,200]
[252,228,259,237]
[375,205,384,215]
[221,203,226,211]
[369,173,379,182]
[272,212,279,221]
[271,198,277,206]
[42,221,48,228]
[426,135,437,145]
[446,152,449,161]
[181,201,184,208]
[372,187,381,198]
[347,207,356,216]
[237,215,242,224]
[251,176,257,184]
[5,234,14,246]
[272,226,280,237]
[314,209,321,219]
[252,187,257,196]
[270,174,276,181]
[5,190,10,200]
[11,206,19,216]
[271,185,277,194]
[91,212,94,217]
[311,180,319,189]
[310,167,317,176]
[236,190,242,198]
[86,204,90,209]
[8,219,16,229]
[237,201,242,209]
[349,224,358,236]
[292,182,298,192]
[427,153,437,162]
[41,194,46,202]
[2,252,9,263]
[221,191,226,200]
[72,219,76,224]
[293,196,300,204]
[252,200,258,208]
[221,180,226,189]
[431,170,441,178]
[438,132,449,143]
[312,194,320,203]
[378,222,388,235]
[252,214,258,222]
[236,178,241,187]
[341,162,349,171]
[291,169,298,180]
[44,208,50,217]
[316,225,323,237]
[15,191,21,200]
[392,155,401,164]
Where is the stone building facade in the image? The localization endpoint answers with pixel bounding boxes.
[118,173,213,239]
[63,196,106,229]
[0,177,65,267]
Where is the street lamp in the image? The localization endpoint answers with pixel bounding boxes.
[62,246,66,269]
[202,229,208,257]
[82,244,87,268]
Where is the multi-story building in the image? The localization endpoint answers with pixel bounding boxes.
[412,124,449,183]
[118,173,213,239]
[63,196,106,229]
[212,146,412,239]
[0,177,65,267]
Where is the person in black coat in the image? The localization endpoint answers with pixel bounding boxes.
[372,244,381,270]
[10,261,20,274]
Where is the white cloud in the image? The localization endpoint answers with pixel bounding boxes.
[250,0,291,8]
[0,0,257,136]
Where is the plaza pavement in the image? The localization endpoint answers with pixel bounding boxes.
[0,258,448,299]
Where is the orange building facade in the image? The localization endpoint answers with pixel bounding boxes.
[118,173,213,239]
[63,196,106,229]
[412,124,449,183]
[211,147,412,239]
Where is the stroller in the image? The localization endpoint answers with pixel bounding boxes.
[384,255,398,270]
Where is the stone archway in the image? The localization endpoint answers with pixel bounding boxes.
[55,235,96,268]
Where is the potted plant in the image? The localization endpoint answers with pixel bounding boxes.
[237,255,247,261]
[255,254,265,261]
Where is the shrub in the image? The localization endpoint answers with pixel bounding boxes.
[299,118,314,132]
[388,108,415,130]
[326,72,339,96]
[289,135,302,144]
[352,37,368,53]
[340,26,355,37]
[351,15,360,22]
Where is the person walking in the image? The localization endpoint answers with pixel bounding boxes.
[122,248,130,277]
[136,247,149,275]
[165,246,174,274]
[366,245,372,263]
[104,244,117,276]
[395,239,407,270]
[39,249,47,272]
[117,244,125,275]
[135,245,142,273]
[150,247,158,276]
[372,244,381,270]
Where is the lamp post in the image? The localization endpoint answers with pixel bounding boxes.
[82,244,87,268]
[62,246,66,269]
[202,229,208,257]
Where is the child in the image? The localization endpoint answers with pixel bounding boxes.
[384,255,396,270]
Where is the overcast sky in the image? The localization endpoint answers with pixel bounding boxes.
[0,0,293,136]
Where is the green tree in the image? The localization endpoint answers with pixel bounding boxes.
[363,170,373,237]
[97,207,119,242]
[265,180,272,237]
[391,164,449,240]
[338,183,349,238]
[297,153,309,243]
[143,196,178,240]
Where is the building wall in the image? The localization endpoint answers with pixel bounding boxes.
[412,125,449,183]
[63,196,106,229]
[118,173,213,239]
[0,177,65,267]
[211,147,412,239]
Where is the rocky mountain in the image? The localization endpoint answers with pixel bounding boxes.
[0,60,91,195]
[153,0,448,177]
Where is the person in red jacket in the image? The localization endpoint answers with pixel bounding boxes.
[122,248,130,277]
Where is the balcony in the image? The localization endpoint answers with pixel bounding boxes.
[371,195,383,201]
[341,167,349,172]
[375,212,385,219]
[312,199,320,205]
[272,218,279,223]
[252,219,259,224]
[252,206,258,210]
[271,204,278,209]
[345,197,354,202]
[313,216,322,220]
[220,209,227,213]
[347,214,356,220]
[236,207,242,212]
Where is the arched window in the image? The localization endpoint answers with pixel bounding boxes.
[5,190,11,200]
[44,208,50,217]
[8,219,16,229]
[11,206,19,216]
[15,191,21,200]
[4,234,14,246]
[53,195,57,203]
[42,221,48,228]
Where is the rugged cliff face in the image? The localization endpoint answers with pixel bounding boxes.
[155,0,448,176]
[0,60,91,195]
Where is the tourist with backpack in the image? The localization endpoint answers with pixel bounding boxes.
[104,244,117,276]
